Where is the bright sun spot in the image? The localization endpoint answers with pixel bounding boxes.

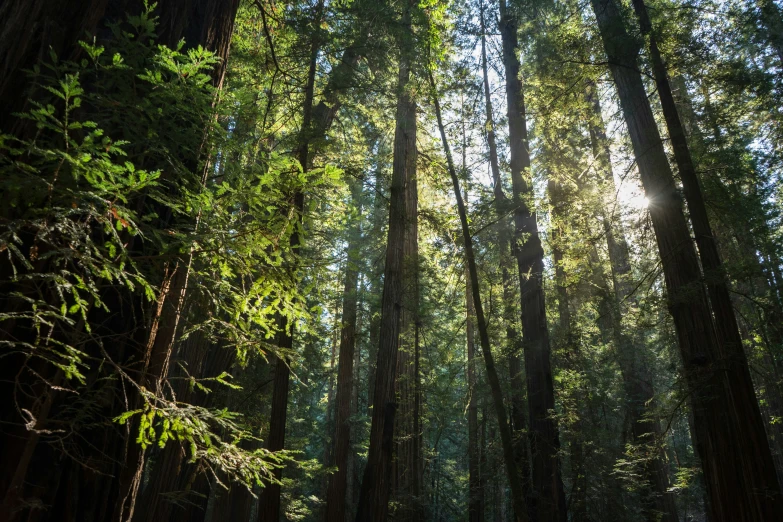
[614,179,649,210]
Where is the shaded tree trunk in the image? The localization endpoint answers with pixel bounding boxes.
[480,6,531,512]
[354,2,416,519]
[325,180,364,521]
[467,267,484,522]
[497,1,567,519]
[393,75,422,519]
[258,3,323,518]
[429,65,529,522]
[590,0,783,518]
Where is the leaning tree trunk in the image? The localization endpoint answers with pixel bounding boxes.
[629,2,781,513]
[467,264,485,522]
[429,66,529,522]
[590,0,783,518]
[354,2,416,520]
[497,1,567,520]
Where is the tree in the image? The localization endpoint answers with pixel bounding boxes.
[325,179,364,521]
[355,1,418,519]
[429,60,529,522]
[590,0,783,518]
[497,1,567,519]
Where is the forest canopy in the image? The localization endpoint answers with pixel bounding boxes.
[2,0,783,521]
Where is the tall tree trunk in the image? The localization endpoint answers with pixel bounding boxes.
[345,281,364,518]
[497,2,567,519]
[354,2,416,519]
[480,5,531,510]
[429,66,529,522]
[630,4,781,513]
[132,328,236,522]
[590,0,783,518]
[325,180,364,522]
[393,69,421,519]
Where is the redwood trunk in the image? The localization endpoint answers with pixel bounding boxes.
[498,1,567,519]
[590,0,783,518]
[354,3,416,519]
[467,269,484,522]
[325,180,364,521]
[480,6,531,507]
[393,70,421,518]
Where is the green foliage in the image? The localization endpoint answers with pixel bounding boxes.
[114,390,292,489]
[0,3,313,493]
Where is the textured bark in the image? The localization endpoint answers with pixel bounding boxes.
[0,0,238,134]
[497,2,566,520]
[325,180,363,522]
[429,67,528,522]
[133,330,236,522]
[393,63,421,517]
[585,81,679,522]
[631,4,780,511]
[354,3,416,519]
[258,343,293,522]
[0,0,107,133]
[590,0,783,518]
[345,286,363,517]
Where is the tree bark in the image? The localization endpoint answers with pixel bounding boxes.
[354,2,416,519]
[0,3,241,521]
[590,0,783,518]
[393,63,422,518]
[467,267,485,522]
[429,66,529,522]
[480,6,531,511]
[325,180,364,522]
[497,2,567,519]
